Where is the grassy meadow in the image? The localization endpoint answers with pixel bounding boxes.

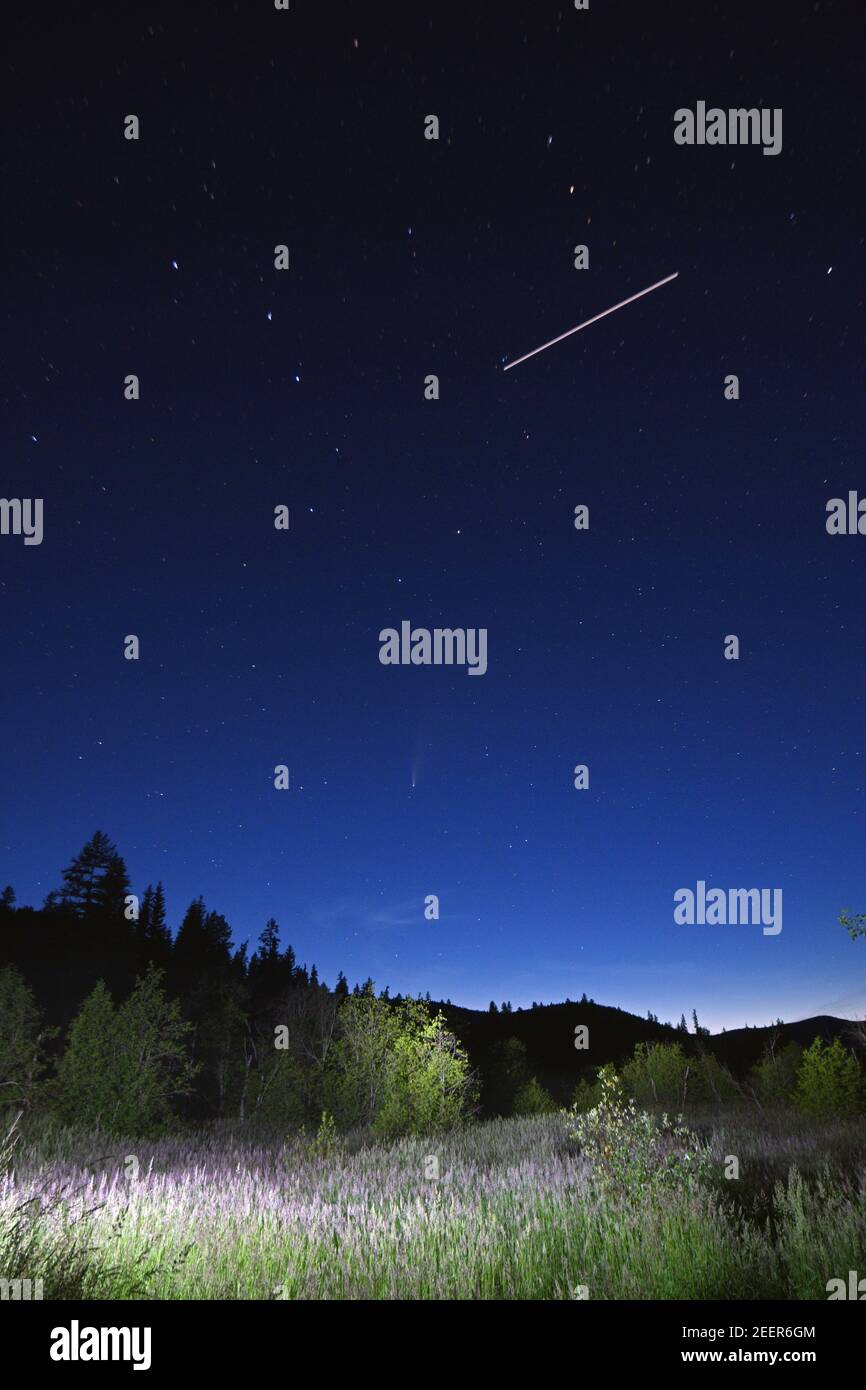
[2,1106,864,1301]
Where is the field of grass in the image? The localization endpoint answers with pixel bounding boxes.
[2,1108,864,1300]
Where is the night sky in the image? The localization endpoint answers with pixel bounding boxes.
[2,1,864,1030]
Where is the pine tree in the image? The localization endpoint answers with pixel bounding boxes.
[795,1036,863,1118]
[149,883,171,966]
[172,899,232,987]
[0,965,54,1108]
[56,980,118,1123]
[57,969,196,1135]
[258,918,280,960]
[50,831,131,922]
[335,971,349,1001]
[137,882,172,973]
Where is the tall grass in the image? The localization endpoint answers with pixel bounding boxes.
[1,1109,863,1299]
[0,1114,163,1298]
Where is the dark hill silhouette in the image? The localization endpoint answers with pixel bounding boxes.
[708,1015,862,1073]
[434,999,860,1106]
[1,836,860,1118]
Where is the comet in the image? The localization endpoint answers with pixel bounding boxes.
[502,271,679,372]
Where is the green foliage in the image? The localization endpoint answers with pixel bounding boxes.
[310,1110,339,1158]
[838,908,866,941]
[691,1052,741,1104]
[621,1041,690,1108]
[568,1063,712,1200]
[750,1040,803,1108]
[327,991,401,1129]
[252,1049,307,1125]
[773,1165,866,1300]
[56,980,116,1126]
[56,967,197,1136]
[571,1076,602,1113]
[0,967,55,1112]
[795,1036,863,1118]
[621,1040,737,1109]
[375,1002,478,1139]
[512,1076,556,1115]
[328,993,477,1138]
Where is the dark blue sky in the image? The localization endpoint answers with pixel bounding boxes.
[2,0,864,1029]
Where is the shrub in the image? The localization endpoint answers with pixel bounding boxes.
[692,1052,741,1105]
[568,1063,712,1200]
[251,1051,307,1126]
[571,1076,601,1113]
[328,994,477,1139]
[795,1037,862,1119]
[621,1041,690,1109]
[750,1040,802,1108]
[512,1077,556,1115]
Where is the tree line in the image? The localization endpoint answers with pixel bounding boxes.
[0,832,475,1137]
[2,831,863,1137]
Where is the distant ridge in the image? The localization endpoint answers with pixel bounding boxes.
[432,998,861,1103]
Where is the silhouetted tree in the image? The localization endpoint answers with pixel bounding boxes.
[483,1037,530,1116]
[172,899,232,990]
[46,831,130,924]
[259,918,279,960]
[137,882,171,974]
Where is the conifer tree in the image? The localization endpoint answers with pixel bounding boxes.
[137,882,172,973]
[48,831,131,922]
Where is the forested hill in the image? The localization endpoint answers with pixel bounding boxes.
[0,833,857,1116]
[435,999,857,1104]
